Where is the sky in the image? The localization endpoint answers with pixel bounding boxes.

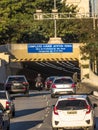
[95,0,98,14]
[91,0,98,15]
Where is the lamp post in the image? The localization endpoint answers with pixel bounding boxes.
[34,3,98,37]
[52,0,57,37]
[93,0,96,30]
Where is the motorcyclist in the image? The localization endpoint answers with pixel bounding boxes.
[35,73,43,90]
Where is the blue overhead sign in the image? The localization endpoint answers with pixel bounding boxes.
[28,44,73,53]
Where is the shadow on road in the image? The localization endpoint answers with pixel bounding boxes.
[11,120,43,130]
[11,90,50,98]
[15,107,46,118]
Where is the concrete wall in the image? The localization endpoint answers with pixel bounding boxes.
[0,60,8,83]
[1,43,98,86]
[0,52,10,83]
[89,67,98,86]
[82,66,98,87]
[7,43,81,61]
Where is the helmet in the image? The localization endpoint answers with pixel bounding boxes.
[38,73,41,76]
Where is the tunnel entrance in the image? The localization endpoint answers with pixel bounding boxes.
[15,60,80,89]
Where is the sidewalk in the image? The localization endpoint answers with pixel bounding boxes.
[77,81,98,97]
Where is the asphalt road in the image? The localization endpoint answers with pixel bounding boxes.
[10,86,98,130]
[10,91,52,130]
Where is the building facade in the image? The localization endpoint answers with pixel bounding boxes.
[66,0,90,15]
[91,0,98,16]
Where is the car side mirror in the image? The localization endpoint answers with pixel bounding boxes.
[52,105,55,108]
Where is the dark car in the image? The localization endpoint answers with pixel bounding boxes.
[45,76,58,90]
[4,75,29,97]
[0,103,10,130]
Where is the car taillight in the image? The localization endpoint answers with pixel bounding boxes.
[49,81,52,84]
[23,82,28,85]
[86,105,91,114]
[71,83,76,88]
[6,101,10,109]
[51,84,56,88]
[53,106,58,115]
[45,82,47,85]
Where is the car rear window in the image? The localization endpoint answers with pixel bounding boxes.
[57,99,87,110]
[54,78,73,84]
[7,77,26,82]
[0,92,6,99]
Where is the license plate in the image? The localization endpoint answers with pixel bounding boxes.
[13,83,20,86]
[67,111,77,114]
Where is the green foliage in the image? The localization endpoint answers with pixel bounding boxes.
[80,41,98,61]
[0,0,96,45]
[0,0,79,44]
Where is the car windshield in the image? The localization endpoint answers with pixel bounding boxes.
[57,99,87,110]
[0,92,6,99]
[8,77,26,82]
[54,78,73,84]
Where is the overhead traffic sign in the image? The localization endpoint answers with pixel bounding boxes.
[28,44,73,53]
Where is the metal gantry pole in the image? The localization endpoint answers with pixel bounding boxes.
[93,0,96,30]
[54,0,56,9]
[54,19,57,37]
[54,0,57,37]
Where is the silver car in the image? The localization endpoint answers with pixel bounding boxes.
[50,76,76,98]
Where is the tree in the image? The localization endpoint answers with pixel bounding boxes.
[0,0,95,44]
[0,0,79,44]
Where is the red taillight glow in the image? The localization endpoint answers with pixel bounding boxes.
[86,105,91,114]
[53,106,58,115]
[71,83,76,88]
[6,101,10,109]
[45,82,47,85]
[51,84,56,88]
[49,81,52,84]
[23,82,28,85]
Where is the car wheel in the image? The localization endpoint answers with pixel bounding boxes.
[12,111,15,117]
[25,92,29,97]
[51,94,55,98]
[7,125,10,130]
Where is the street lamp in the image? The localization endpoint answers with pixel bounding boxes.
[52,0,58,37]
[34,1,98,37]
[93,0,96,30]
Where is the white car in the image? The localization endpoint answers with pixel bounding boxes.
[52,94,97,130]
[0,90,15,118]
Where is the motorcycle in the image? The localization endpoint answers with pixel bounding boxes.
[35,81,43,91]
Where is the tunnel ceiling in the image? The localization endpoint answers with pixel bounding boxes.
[21,60,80,78]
